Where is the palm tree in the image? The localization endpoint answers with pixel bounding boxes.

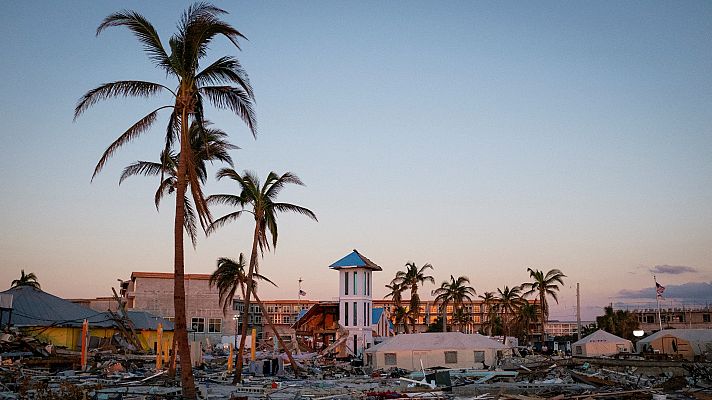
[451,307,471,332]
[596,306,640,340]
[391,305,412,334]
[433,275,476,332]
[394,262,434,333]
[478,291,497,336]
[11,270,40,289]
[74,5,255,397]
[119,121,236,246]
[384,280,408,334]
[496,285,525,345]
[209,254,277,315]
[513,302,538,344]
[207,169,317,382]
[521,268,566,342]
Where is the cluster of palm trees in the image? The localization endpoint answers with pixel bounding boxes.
[385,265,566,346]
[74,4,315,397]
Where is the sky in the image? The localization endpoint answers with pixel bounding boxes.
[1,1,711,321]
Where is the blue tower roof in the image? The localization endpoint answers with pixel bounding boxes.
[329,249,382,271]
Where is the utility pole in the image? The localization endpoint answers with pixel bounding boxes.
[576,283,581,341]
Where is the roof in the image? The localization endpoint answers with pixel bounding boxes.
[291,302,340,330]
[573,329,632,346]
[127,311,174,331]
[372,307,385,325]
[365,332,507,353]
[637,328,712,354]
[0,286,114,328]
[130,272,212,281]
[329,249,382,271]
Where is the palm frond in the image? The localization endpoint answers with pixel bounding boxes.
[91,108,164,180]
[200,86,256,137]
[96,11,172,72]
[196,56,254,98]
[119,161,166,185]
[272,203,318,221]
[75,82,171,120]
[206,211,244,234]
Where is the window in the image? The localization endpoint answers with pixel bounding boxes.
[473,305,481,313]
[353,301,358,326]
[366,272,370,295]
[164,317,175,323]
[445,351,458,364]
[267,306,274,313]
[474,351,485,363]
[191,317,205,333]
[704,314,711,323]
[344,302,349,326]
[645,315,655,324]
[364,302,368,326]
[208,318,222,333]
[385,353,397,366]
[364,273,367,296]
[354,271,358,294]
[575,346,583,355]
[345,273,349,295]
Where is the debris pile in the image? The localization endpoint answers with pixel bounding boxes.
[2,330,712,399]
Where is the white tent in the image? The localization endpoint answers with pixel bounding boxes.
[365,332,507,370]
[636,329,712,361]
[572,329,632,357]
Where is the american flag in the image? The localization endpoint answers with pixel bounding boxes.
[299,289,307,296]
[656,282,665,298]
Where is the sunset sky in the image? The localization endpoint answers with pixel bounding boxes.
[1,1,711,320]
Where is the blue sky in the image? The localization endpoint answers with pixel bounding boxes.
[1,1,711,320]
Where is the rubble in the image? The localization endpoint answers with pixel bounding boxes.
[1,327,711,399]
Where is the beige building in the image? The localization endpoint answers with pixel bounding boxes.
[625,306,712,331]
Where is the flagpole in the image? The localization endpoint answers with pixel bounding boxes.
[654,275,662,331]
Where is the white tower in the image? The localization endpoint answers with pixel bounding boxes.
[329,249,381,357]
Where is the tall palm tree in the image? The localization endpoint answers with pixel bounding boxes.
[394,262,434,333]
[432,275,476,332]
[119,121,236,246]
[521,268,566,342]
[496,285,525,345]
[11,270,40,289]
[209,254,277,315]
[74,5,255,397]
[207,169,317,382]
[478,291,497,336]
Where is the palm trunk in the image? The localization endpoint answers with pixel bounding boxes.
[540,293,546,343]
[441,303,447,332]
[502,309,508,345]
[250,288,300,377]
[174,112,196,399]
[234,222,260,384]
